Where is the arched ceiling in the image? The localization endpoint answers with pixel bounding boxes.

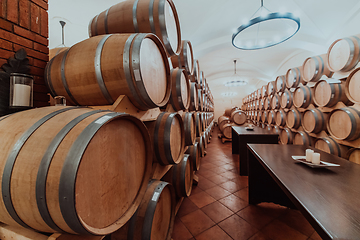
[48,0,360,116]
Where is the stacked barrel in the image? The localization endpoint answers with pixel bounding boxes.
[241,33,360,163]
[218,106,247,141]
[0,0,214,239]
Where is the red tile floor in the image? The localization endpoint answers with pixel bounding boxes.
[172,127,323,240]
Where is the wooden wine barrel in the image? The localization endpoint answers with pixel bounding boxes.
[200,113,206,132]
[45,33,171,110]
[286,109,302,129]
[276,109,287,127]
[267,81,276,96]
[280,89,293,109]
[261,85,267,98]
[192,59,200,84]
[196,135,205,157]
[346,148,360,164]
[170,68,190,111]
[267,110,276,125]
[111,180,175,240]
[273,125,281,134]
[313,80,350,107]
[302,109,328,134]
[220,123,232,139]
[145,112,185,165]
[293,85,314,108]
[195,113,205,137]
[302,54,333,82]
[88,0,181,56]
[265,124,272,132]
[262,110,269,123]
[294,131,313,146]
[257,88,262,99]
[182,112,196,146]
[0,106,152,235]
[170,40,194,75]
[186,143,201,171]
[202,132,208,149]
[49,47,68,60]
[198,89,203,111]
[224,106,238,117]
[280,128,294,144]
[199,71,205,90]
[259,98,265,110]
[327,34,360,72]
[189,82,199,111]
[327,107,360,141]
[162,155,193,198]
[271,93,281,109]
[314,137,348,158]
[264,96,271,110]
[275,75,286,92]
[257,110,262,122]
[345,67,360,104]
[231,110,247,125]
[285,67,303,89]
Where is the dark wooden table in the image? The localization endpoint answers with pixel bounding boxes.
[232,126,278,175]
[247,144,360,240]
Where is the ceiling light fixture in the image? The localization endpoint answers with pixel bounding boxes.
[224,60,248,87]
[232,0,300,50]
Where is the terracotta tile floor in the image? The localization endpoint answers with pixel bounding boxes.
[172,127,323,240]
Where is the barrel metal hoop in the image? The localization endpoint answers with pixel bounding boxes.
[180,156,189,196]
[2,107,78,229]
[351,36,360,68]
[94,34,114,104]
[131,34,158,108]
[61,49,80,105]
[94,14,99,36]
[175,69,185,109]
[149,0,156,34]
[342,38,356,70]
[104,7,110,34]
[323,137,339,156]
[142,182,170,239]
[154,112,165,165]
[343,108,358,140]
[164,113,176,164]
[123,34,145,109]
[36,109,104,232]
[44,57,58,97]
[311,57,320,81]
[132,0,140,33]
[183,42,189,70]
[59,112,127,234]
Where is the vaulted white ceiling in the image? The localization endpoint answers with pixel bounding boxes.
[48,0,360,117]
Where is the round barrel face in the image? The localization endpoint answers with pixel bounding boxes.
[186,42,193,71]
[314,81,331,107]
[286,69,295,87]
[347,69,360,103]
[303,110,316,133]
[315,139,331,154]
[293,88,305,107]
[303,58,316,81]
[293,133,304,145]
[348,149,360,164]
[286,110,296,128]
[180,71,190,108]
[328,110,352,139]
[222,124,232,138]
[280,129,289,144]
[170,116,183,163]
[150,184,173,240]
[164,0,179,54]
[328,39,351,72]
[76,118,147,229]
[140,38,168,105]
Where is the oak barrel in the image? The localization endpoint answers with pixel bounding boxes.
[49,47,68,60]
[170,68,191,111]
[271,93,281,109]
[189,82,199,111]
[182,112,196,146]
[327,107,360,141]
[264,96,271,110]
[186,143,201,171]
[170,40,194,75]
[88,0,181,56]
[192,59,200,84]
[195,113,204,136]
[273,125,281,134]
[145,112,185,165]
[302,54,333,82]
[345,67,360,104]
[275,75,286,92]
[231,110,247,125]
[280,89,293,109]
[313,80,350,107]
[111,180,175,240]
[267,110,276,125]
[0,106,152,235]
[294,131,313,146]
[267,81,276,96]
[45,33,171,110]
[162,155,193,198]
[346,148,360,164]
[285,67,303,89]
[327,34,360,72]
[262,110,269,123]
[286,109,302,129]
[314,137,348,158]
[302,108,328,134]
[220,123,232,139]
[261,85,268,98]
[293,85,314,108]
[257,111,262,122]
[224,106,239,117]
[275,109,287,127]
[280,128,294,144]
[196,135,205,157]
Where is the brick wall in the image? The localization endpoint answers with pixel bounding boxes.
[0,0,49,108]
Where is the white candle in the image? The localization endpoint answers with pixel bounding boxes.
[312,153,321,165]
[305,149,314,162]
[13,84,31,106]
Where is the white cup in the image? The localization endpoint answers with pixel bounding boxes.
[305,149,314,162]
[312,153,321,165]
